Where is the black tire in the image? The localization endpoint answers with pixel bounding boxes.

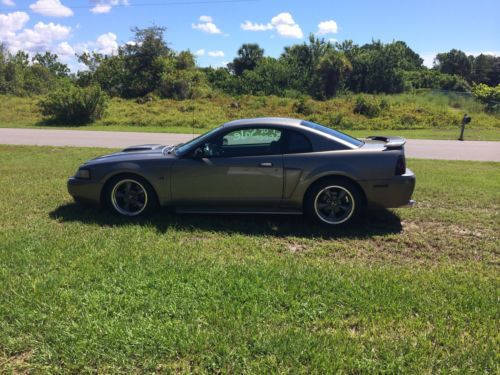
[103,174,158,217]
[304,177,364,226]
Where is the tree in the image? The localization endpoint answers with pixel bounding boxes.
[281,35,336,98]
[470,54,500,86]
[32,52,70,77]
[121,26,173,97]
[228,43,264,76]
[435,49,471,79]
[316,51,352,98]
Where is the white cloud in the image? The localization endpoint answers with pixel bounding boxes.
[90,4,112,13]
[55,41,74,58]
[317,20,338,35]
[90,0,129,14]
[194,48,205,56]
[15,22,71,52]
[95,32,118,55]
[241,21,273,31]
[271,13,303,39]
[2,0,16,7]
[241,12,303,39]
[2,19,71,55]
[29,0,73,17]
[208,50,224,57]
[192,15,221,34]
[199,15,212,22]
[0,11,30,39]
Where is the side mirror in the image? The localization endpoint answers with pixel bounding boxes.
[192,147,204,158]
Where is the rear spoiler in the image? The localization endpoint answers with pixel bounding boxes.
[366,136,406,149]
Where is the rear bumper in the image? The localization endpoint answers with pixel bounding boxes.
[67,177,102,205]
[361,168,416,209]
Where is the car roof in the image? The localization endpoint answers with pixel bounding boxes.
[223,117,304,128]
[222,117,360,150]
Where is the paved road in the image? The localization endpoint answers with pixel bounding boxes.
[1,128,499,162]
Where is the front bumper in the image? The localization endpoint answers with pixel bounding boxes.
[362,168,416,209]
[67,177,103,205]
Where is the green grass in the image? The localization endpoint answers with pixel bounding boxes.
[0,145,499,372]
[1,92,499,141]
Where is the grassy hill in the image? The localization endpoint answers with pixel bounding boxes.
[1,92,499,140]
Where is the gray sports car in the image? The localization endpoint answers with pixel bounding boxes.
[68,118,415,225]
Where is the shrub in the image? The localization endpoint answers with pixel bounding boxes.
[472,84,500,112]
[39,84,108,124]
[353,95,381,118]
[293,97,314,116]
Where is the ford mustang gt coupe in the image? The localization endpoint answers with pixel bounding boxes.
[68,118,415,225]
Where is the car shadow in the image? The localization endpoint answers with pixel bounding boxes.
[49,203,403,239]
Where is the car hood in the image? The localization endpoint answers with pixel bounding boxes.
[85,144,174,164]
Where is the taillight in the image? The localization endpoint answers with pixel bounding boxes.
[395,155,406,175]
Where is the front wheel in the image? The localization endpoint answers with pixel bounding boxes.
[104,175,157,217]
[305,179,364,226]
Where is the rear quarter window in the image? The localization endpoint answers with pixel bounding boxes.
[285,131,313,154]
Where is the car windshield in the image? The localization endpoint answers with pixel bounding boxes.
[300,121,364,147]
[174,126,222,155]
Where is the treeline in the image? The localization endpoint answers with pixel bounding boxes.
[1,26,499,122]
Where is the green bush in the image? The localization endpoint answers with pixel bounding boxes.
[293,97,315,116]
[353,95,381,118]
[39,84,108,124]
[472,84,500,112]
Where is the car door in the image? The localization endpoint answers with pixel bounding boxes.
[171,126,284,208]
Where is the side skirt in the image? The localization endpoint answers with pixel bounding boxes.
[175,207,303,215]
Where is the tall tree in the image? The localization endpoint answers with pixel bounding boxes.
[32,52,70,77]
[122,26,173,97]
[435,49,471,79]
[470,54,500,85]
[316,51,352,98]
[228,43,264,76]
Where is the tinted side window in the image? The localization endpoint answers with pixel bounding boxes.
[223,128,281,146]
[285,131,312,154]
[203,127,283,157]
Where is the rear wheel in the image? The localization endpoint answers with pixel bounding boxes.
[104,175,157,216]
[305,178,364,226]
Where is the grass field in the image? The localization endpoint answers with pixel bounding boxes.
[1,93,499,141]
[0,145,499,372]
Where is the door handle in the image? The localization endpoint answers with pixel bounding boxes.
[259,162,273,167]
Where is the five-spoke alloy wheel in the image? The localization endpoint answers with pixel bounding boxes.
[105,175,157,217]
[305,178,363,226]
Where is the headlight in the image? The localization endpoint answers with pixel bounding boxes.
[75,168,91,179]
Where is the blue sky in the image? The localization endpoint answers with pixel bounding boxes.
[1,0,499,70]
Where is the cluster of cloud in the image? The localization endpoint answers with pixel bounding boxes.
[195,49,224,57]
[0,9,120,73]
[0,11,70,53]
[90,0,130,15]
[29,0,73,18]
[242,13,339,40]
[241,12,303,39]
[192,15,221,34]
[2,0,16,7]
